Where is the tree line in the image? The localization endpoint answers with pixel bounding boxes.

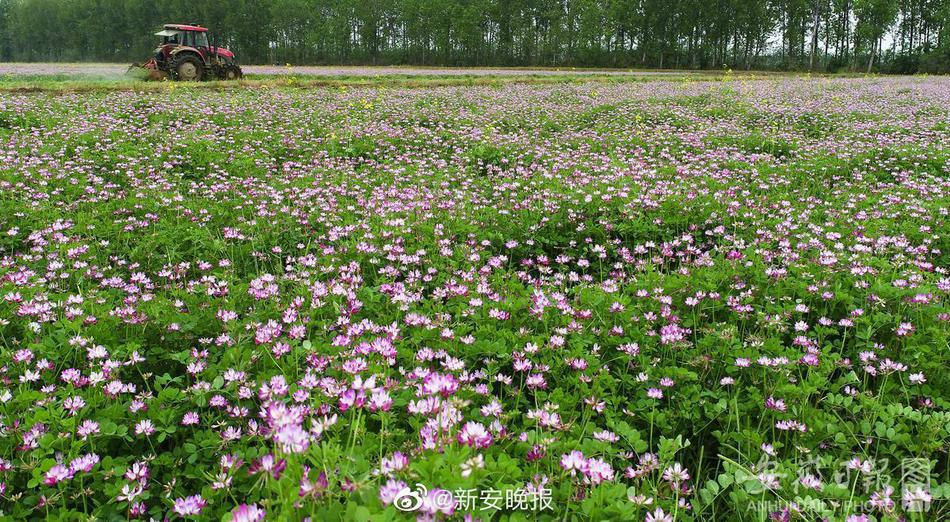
[0,0,948,72]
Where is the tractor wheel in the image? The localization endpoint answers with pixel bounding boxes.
[170,54,203,81]
[224,65,243,81]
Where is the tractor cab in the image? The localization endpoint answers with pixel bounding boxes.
[146,24,242,81]
[156,25,210,49]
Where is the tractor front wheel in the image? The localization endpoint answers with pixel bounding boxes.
[224,65,243,81]
[171,55,203,81]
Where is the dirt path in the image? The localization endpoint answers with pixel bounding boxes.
[0,62,696,78]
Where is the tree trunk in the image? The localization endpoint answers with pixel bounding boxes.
[809,0,820,70]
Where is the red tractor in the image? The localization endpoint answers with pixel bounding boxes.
[134,24,243,81]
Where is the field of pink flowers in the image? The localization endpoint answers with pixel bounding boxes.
[0,77,948,521]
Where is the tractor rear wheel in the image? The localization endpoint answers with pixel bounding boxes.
[171,55,203,81]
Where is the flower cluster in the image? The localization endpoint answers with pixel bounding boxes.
[0,76,947,520]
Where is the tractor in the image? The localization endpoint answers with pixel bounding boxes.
[131,24,243,81]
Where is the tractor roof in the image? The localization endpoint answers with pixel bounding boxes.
[163,24,208,32]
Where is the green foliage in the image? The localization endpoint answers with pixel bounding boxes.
[0,0,946,71]
[0,78,948,521]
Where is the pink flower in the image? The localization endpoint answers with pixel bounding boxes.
[895,322,914,337]
[298,469,328,497]
[379,479,407,505]
[560,451,588,476]
[77,420,99,439]
[662,462,690,484]
[457,421,493,449]
[869,485,894,511]
[134,419,155,436]
[43,464,73,486]
[63,395,85,414]
[173,495,207,516]
[421,372,459,397]
[69,453,99,473]
[584,457,615,484]
[379,452,409,475]
[274,424,310,454]
[231,504,265,522]
[125,461,150,484]
[248,274,279,300]
[249,454,286,479]
[645,507,673,522]
[130,502,146,517]
[764,396,786,412]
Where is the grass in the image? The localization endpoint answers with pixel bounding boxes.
[0,65,858,93]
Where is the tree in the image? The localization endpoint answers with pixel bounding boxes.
[0,0,944,71]
[0,0,9,61]
[855,0,899,71]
